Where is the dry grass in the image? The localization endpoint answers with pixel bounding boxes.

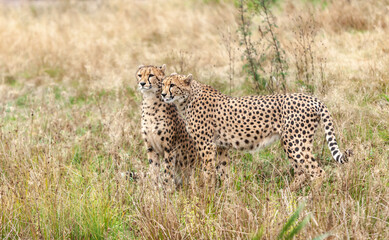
[0,0,388,239]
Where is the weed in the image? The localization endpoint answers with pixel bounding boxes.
[237,0,288,93]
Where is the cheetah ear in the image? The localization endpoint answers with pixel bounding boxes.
[138,65,144,69]
[184,74,193,84]
[160,64,166,73]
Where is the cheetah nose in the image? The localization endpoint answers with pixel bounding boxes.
[161,93,167,98]
[140,82,146,87]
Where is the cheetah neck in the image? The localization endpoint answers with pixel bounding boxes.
[177,80,203,120]
[141,88,163,105]
[176,96,190,119]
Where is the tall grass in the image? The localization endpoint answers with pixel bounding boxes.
[1,0,388,239]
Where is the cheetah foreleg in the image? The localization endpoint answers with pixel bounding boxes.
[160,150,178,193]
[146,145,160,187]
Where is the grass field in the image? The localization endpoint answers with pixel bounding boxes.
[0,0,388,239]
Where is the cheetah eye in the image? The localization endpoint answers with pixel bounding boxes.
[149,74,154,78]
[170,83,175,88]
[137,74,142,78]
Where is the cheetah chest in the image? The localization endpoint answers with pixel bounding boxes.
[141,118,165,155]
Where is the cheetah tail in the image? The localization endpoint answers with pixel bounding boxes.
[319,102,349,164]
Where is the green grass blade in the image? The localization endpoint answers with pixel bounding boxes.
[277,203,305,240]
[285,214,310,240]
[312,233,331,240]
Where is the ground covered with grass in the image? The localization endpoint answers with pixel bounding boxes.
[0,0,388,239]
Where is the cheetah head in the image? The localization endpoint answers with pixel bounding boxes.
[136,64,166,94]
[161,73,192,104]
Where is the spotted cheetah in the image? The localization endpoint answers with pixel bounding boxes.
[136,65,229,191]
[161,73,350,190]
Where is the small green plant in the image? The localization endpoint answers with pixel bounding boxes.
[44,67,64,80]
[291,15,327,94]
[237,0,266,92]
[220,26,236,94]
[380,94,389,102]
[276,204,331,240]
[5,75,17,86]
[236,0,288,94]
[258,0,288,93]
[16,94,28,107]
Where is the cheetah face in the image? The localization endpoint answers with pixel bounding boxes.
[136,64,166,94]
[161,73,192,104]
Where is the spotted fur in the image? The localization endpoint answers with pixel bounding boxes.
[161,73,350,190]
[136,66,229,191]
[136,65,197,190]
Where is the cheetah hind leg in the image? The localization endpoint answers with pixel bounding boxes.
[283,146,326,192]
[288,156,326,192]
[289,168,308,192]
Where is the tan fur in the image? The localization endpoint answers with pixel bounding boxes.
[136,66,229,191]
[136,65,197,190]
[162,73,349,191]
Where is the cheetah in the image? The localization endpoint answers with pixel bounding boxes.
[161,73,350,191]
[136,65,229,191]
